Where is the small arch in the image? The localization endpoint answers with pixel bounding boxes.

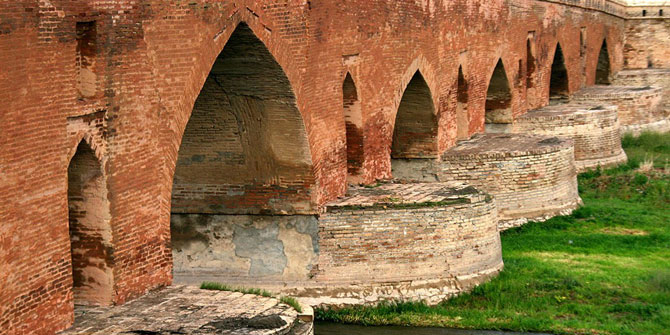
[391,70,438,159]
[526,38,536,89]
[67,140,114,307]
[549,43,569,99]
[596,39,611,85]
[485,59,513,132]
[456,66,469,140]
[343,73,364,182]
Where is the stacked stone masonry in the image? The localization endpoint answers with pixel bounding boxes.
[439,134,582,230]
[513,103,628,171]
[0,0,667,333]
[571,85,668,134]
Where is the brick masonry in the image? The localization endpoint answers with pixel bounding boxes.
[614,68,670,117]
[0,0,665,333]
[571,85,669,134]
[172,183,503,307]
[439,134,582,230]
[512,103,628,171]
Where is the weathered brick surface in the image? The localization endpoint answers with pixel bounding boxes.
[622,12,670,69]
[306,183,503,306]
[513,103,627,171]
[571,85,668,134]
[614,68,670,116]
[0,0,648,333]
[439,134,582,229]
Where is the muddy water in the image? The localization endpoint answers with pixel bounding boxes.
[315,322,550,335]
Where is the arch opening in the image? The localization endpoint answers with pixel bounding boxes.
[343,73,364,183]
[67,140,114,307]
[485,59,513,133]
[170,23,317,283]
[391,71,438,159]
[526,39,536,89]
[596,39,611,85]
[549,43,570,100]
[456,66,469,140]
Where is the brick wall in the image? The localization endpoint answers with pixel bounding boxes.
[623,17,670,69]
[513,104,627,171]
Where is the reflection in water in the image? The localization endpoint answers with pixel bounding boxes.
[315,322,551,335]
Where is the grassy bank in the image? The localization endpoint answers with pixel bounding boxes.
[316,132,670,335]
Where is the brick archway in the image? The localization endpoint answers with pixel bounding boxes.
[391,70,438,159]
[171,22,315,216]
[67,139,114,308]
[485,58,513,131]
[549,42,570,99]
[596,38,612,84]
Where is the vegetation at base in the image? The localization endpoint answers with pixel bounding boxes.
[280,296,304,313]
[316,132,670,335]
[201,281,303,313]
[200,281,273,298]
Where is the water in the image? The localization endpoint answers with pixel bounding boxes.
[315,322,550,335]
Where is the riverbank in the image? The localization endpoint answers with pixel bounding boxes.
[317,132,670,335]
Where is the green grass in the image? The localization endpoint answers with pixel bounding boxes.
[200,281,304,312]
[200,281,304,313]
[200,281,274,298]
[316,132,670,335]
[280,296,304,313]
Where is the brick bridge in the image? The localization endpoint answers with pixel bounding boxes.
[1,0,668,333]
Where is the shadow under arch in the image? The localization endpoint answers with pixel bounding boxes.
[171,22,315,216]
[391,70,438,159]
[596,38,612,85]
[549,42,570,100]
[342,72,364,183]
[485,58,513,133]
[456,65,469,140]
[67,139,114,308]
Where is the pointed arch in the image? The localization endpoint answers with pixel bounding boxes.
[343,73,364,182]
[67,139,114,306]
[171,22,315,216]
[485,58,513,131]
[526,37,536,89]
[596,39,611,85]
[391,70,438,158]
[550,43,570,98]
[456,66,469,140]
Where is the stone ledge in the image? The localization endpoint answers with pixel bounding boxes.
[572,85,662,99]
[441,133,574,160]
[59,285,312,335]
[326,182,490,211]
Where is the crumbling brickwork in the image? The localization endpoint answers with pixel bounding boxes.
[513,104,627,171]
